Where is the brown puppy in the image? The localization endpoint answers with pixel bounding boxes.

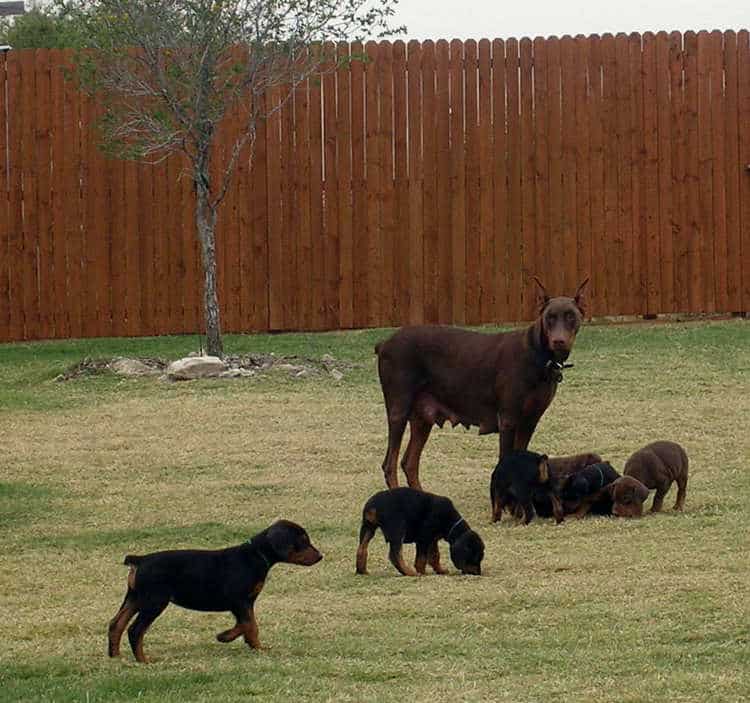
[547,453,603,477]
[624,440,689,512]
[376,277,589,489]
[574,476,650,518]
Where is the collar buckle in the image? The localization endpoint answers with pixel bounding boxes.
[545,360,574,383]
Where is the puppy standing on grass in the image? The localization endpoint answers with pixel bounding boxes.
[623,440,689,512]
[356,487,485,576]
[108,520,322,663]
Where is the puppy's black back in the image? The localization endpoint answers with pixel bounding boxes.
[363,487,457,543]
[564,462,620,501]
[491,450,547,497]
[125,547,257,612]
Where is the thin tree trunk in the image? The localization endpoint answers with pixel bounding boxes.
[196,183,223,357]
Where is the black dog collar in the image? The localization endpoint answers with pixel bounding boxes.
[595,464,605,489]
[544,359,574,383]
[446,517,465,539]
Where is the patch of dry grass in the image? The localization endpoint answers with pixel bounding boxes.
[1,320,749,702]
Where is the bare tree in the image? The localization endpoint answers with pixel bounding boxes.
[62,0,402,355]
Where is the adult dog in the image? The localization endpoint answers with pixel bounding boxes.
[376,277,589,489]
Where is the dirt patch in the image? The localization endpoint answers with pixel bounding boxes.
[56,353,358,382]
[56,357,167,381]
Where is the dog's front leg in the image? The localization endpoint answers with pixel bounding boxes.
[549,494,565,524]
[218,605,263,650]
[512,414,543,452]
[498,416,517,459]
[242,608,261,650]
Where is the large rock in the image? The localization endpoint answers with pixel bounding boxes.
[166,356,227,380]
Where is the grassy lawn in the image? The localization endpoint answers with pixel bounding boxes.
[1,319,749,702]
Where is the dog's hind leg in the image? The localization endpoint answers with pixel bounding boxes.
[127,596,169,663]
[356,518,377,575]
[491,494,506,522]
[400,418,432,490]
[108,590,138,658]
[674,475,687,511]
[378,359,419,489]
[382,417,407,489]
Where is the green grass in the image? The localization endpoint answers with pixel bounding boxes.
[1,319,749,702]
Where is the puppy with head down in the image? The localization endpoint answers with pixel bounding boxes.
[624,440,689,512]
[562,461,620,515]
[532,453,605,517]
[574,475,650,518]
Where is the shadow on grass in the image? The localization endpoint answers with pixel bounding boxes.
[0,481,56,528]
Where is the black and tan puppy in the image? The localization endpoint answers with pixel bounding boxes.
[491,450,564,524]
[574,476,650,518]
[533,458,615,517]
[108,520,322,663]
[624,440,689,512]
[563,461,620,514]
[356,487,484,576]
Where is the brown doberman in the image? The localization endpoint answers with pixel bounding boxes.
[375,277,589,489]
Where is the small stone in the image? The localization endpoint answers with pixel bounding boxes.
[330,369,344,381]
[275,363,305,373]
[219,368,256,378]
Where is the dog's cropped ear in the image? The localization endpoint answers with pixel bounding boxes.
[533,276,550,313]
[538,456,549,483]
[573,277,590,315]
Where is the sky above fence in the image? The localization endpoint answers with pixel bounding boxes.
[393,0,746,40]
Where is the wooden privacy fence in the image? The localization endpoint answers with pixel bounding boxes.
[1,31,750,343]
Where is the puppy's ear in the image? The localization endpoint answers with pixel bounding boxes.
[538,457,549,483]
[533,276,550,313]
[573,277,590,315]
[634,480,650,503]
[266,521,294,559]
